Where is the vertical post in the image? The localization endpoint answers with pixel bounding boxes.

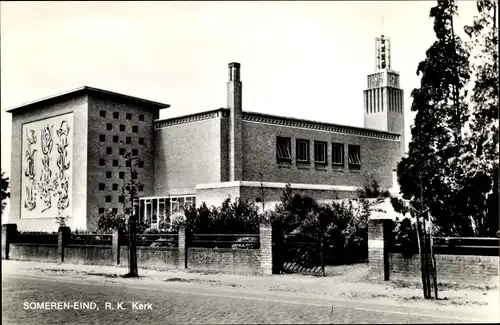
[368,218,393,280]
[178,226,187,269]
[58,226,70,263]
[320,235,325,277]
[2,224,17,260]
[112,229,121,265]
[259,222,273,275]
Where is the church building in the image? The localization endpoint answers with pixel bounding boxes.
[6,35,405,231]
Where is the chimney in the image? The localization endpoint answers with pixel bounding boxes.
[227,62,242,181]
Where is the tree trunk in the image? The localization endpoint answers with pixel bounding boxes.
[125,213,138,277]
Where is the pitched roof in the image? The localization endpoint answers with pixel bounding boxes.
[6,86,170,114]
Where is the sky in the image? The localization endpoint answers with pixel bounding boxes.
[1,1,479,177]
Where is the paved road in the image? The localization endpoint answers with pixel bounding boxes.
[1,273,488,324]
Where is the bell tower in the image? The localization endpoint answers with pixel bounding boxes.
[363,35,405,156]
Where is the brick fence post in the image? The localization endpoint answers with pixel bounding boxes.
[58,226,71,263]
[178,227,187,269]
[259,222,273,275]
[2,224,17,260]
[112,229,121,265]
[368,218,393,281]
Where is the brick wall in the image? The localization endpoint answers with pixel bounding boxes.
[64,245,113,266]
[154,117,225,196]
[390,253,500,286]
[9,243,59,263]
[368,219,500,286]
[87,95,159,229]
[187,247,261,274]
[9,95,89,232]
[241,120,400,189]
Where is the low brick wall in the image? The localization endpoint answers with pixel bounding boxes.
[187,247,261,274]
[119,247,181,270]
[10,243,59,263]
[64,245,114,266]
[368,219,500,286]
[2,223,274,275]
[390,253,500,286]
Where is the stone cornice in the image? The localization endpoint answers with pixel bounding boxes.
[154,108,229,129]
[242,111,400,141]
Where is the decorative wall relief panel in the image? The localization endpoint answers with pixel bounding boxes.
[21,113,73,219]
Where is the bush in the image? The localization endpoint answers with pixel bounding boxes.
[96,210,126,233]
[185,197,260,234]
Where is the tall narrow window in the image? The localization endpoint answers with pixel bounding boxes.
[106,147,112,155]
[126,113,132,120]
[106,171,112,179]
[348,145,361,170]
[106,123,112,131]
[120,124,125,132]
[296,139,309,163]
[139,138,145,145]
[276,137,292,162]
[132,126,138,133]
[113,112,119,119]
[314,141,327,164]
[332,143,344,165]
[126,137,132,144]
[100,111,106,118]
[139,114,144,121]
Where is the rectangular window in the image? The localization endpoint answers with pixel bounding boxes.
[106,171,112,179]
[119,196,124,203]
[138,161,144,168]
[126,160,131,168]
[119,172,125,179]
[126,113,132,120]
[120,124,125,132]
[105,196,112,203]
[348,144,361,169]
[113,136,119,143]
[276,137,292,162]
[131,171,138,180]
[332,143,344,165]
[296,139,310,163]
[119,148,125,155]
[126,137,131,144]
[99,135,105,142]
[139,138,144,145]
[98,207,105,214]
[138,184,144,191]
[113,159,119,167]
[106,123,112,131]
[99,183,105,191]
[314,141,327,164]
[139,114,144,121]
[112,208,118,214]
[112,183,118,191]
[100,111,106,118]
[132,149,138,156]
[113,112,119,119]
[132,126,138,133]
[106,147,112,155]
[99,159,105,166]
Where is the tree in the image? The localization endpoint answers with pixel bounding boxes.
[396,0,471,299]
[460,0,499,237]
[119,143,143,278]
[1,170,10,217]
[397,0,471,237]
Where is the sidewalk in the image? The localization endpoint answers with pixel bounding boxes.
[2,259,499,320]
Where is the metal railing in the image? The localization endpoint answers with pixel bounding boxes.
[190,233,260,249]
[134,233,179,247]
[68,234,113,246]
[13,233,58,245]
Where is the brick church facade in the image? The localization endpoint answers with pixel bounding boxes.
[6,35,405,231]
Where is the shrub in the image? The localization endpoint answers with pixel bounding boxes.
[184,197,260,234]
[96,210,126,233]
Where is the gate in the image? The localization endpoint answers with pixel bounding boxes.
[277,236,325,276]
